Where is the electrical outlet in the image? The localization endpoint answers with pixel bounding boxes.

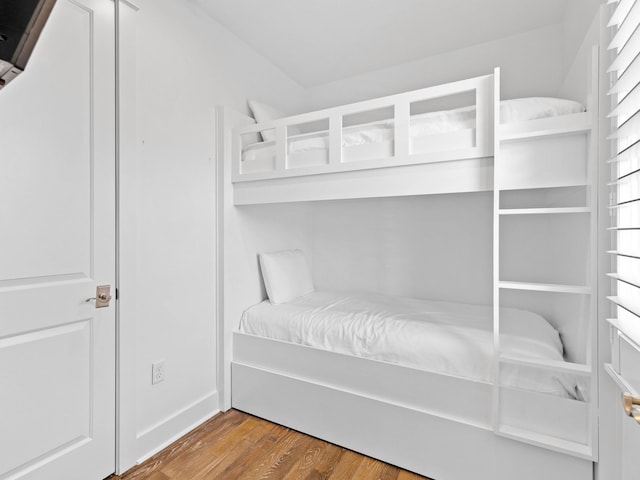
[152,360,165,385]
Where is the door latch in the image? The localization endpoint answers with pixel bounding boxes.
[85,285,112,308]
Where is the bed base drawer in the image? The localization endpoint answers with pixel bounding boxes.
[232,362,592,480]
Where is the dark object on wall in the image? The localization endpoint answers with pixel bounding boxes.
[0,0,57,89]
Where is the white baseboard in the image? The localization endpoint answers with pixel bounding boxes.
[135,390,219,465]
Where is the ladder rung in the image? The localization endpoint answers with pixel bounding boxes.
[499,207,590,215]
[499,281,591,294]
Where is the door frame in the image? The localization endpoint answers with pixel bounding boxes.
[114,0,142,474]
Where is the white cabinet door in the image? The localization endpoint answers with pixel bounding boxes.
[0,0,116,479]
[621,410,640,479]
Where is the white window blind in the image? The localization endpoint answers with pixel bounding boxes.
[608,0,640,332]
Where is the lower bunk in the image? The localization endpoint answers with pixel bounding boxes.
[232,332,592,480]
[231,289,593,480]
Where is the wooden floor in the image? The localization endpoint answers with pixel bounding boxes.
[112,409,431,480]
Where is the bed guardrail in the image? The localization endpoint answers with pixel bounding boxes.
[232,72,496,183]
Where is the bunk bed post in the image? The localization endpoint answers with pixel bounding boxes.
[394,101,410,158]
[216,105,257,411]
[476,73,495,155]
[214,105,229,411]
[328,114,343,166]
[588,43,600,460]
[231,124,241,181]
[275,126,287,172]
[492,67,501,431]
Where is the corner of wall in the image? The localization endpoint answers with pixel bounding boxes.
[559,2,603,102]
[133,392,220,465]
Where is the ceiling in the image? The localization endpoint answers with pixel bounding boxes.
[194,0,570,87]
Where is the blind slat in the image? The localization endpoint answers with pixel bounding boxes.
[609,197,640,208]
[607,110,640,151]
[609,81,640,122]
[608,273,640,289]
[608,31,640,75]
[608,250,640,259]
[608,167,640,184]
[608,51,640,96]
[615,196,640,206]
[609,1,640,51]
[608,296,640,319]
[608,137,640,162]
[610,0,637,27]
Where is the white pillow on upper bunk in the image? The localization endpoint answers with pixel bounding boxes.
[259,249,314,304]
[500,97,585,123]
[248,99,301,142]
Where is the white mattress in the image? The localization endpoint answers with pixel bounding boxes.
[240,97,585,173]
[239,291,586,400]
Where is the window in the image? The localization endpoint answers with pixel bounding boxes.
[608,0,640,338]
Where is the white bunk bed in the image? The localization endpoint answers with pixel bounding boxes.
[216,53,599,480]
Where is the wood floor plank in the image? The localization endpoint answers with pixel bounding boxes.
[236,428,316,480]
[142,472,170,480]
[117,410,431,480]
[352,456,399,480]
[160,417,261,478]
[190,421,283,480]
[397,470,429,480]
[209,416,266,455]
[212,424,287,479]
[320,449,365,480]
[281,437,343,480]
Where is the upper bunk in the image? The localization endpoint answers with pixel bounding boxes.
[225,67,595,205]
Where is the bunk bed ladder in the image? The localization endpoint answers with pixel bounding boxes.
[492,49,600,461]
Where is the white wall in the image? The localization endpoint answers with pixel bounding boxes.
[298,2,603,112]
[562,0,603,77]
[224,202,314,319]
[310,194,493,305]
[222,194,493,323]
[560,4,603,103]
[301,24,565,111]
[118,0,307,471]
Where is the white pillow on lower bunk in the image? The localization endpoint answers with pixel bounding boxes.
[500,97,585,123]
[259,249,314,304]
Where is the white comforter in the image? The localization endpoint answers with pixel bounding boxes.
[239,291,584,400]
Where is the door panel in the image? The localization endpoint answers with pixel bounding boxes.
[0,0,115,478]
[0,1,93,282]
[621,412,640,479]
[1,322,91,475]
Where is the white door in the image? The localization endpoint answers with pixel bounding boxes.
[0,0,116,479]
